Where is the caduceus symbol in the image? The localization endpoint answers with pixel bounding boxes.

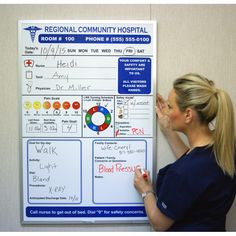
[24,26,42,42]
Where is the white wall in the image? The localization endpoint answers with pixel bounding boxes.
[0,4,235,231]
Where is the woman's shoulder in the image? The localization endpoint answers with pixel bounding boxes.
[173,145,235,185]
[172,146,223,179]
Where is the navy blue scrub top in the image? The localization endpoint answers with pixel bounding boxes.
[156,145,236,231]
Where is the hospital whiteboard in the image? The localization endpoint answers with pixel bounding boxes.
[19,20,157,224]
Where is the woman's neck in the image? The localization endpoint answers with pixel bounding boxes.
[185,124,212,149]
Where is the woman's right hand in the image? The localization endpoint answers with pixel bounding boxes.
[156,93,171,133]
[156,93,189,159]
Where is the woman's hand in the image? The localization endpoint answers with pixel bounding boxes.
[156,93,189,159]
[156,93,171,133]
[133,168,153,194]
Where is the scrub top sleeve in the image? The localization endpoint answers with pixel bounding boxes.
[157,169,198,220]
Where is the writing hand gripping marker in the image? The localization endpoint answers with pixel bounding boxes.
[137,167,148,180]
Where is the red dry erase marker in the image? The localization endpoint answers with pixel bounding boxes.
[140,169,148,180]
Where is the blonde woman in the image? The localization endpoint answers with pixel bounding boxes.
[134,73,236,231]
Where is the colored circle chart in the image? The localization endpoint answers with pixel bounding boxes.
[85,105,111,132]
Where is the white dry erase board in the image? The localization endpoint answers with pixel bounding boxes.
[19,20,157,224]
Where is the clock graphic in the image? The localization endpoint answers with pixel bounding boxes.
[85,105,111,133]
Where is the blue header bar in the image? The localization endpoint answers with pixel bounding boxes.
[38,34,151,44]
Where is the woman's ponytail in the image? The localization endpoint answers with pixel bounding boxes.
[213,89,236,178]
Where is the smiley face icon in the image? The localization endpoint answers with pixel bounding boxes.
[53,101,61,110]
[33,101,41,110]
[43,101,51,110]
[24,101,32,110]
[62,101,70,110]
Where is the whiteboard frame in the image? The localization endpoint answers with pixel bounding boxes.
[18,20,157,225]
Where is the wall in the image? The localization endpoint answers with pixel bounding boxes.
[0,4,235,231]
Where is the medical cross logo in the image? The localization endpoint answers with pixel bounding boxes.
[24,59,34,67]
[24,26,42,43]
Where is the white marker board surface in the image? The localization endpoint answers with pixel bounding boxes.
[19,20,156,223]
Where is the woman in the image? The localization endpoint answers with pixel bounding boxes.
[134,73,236,231]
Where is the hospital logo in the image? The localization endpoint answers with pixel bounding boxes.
[24,26,42,43]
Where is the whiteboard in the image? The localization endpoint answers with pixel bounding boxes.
[19,20,157,224]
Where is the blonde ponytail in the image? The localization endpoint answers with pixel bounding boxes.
[213,89,236,177]
[174,73,236,178]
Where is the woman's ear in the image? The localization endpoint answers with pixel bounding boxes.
[184,108,193,124]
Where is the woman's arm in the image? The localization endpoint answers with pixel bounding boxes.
[156,94,189,159]
[134,169,174,231]
[143,192,174,231]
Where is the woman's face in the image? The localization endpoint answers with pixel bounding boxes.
[166,89,186,132]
